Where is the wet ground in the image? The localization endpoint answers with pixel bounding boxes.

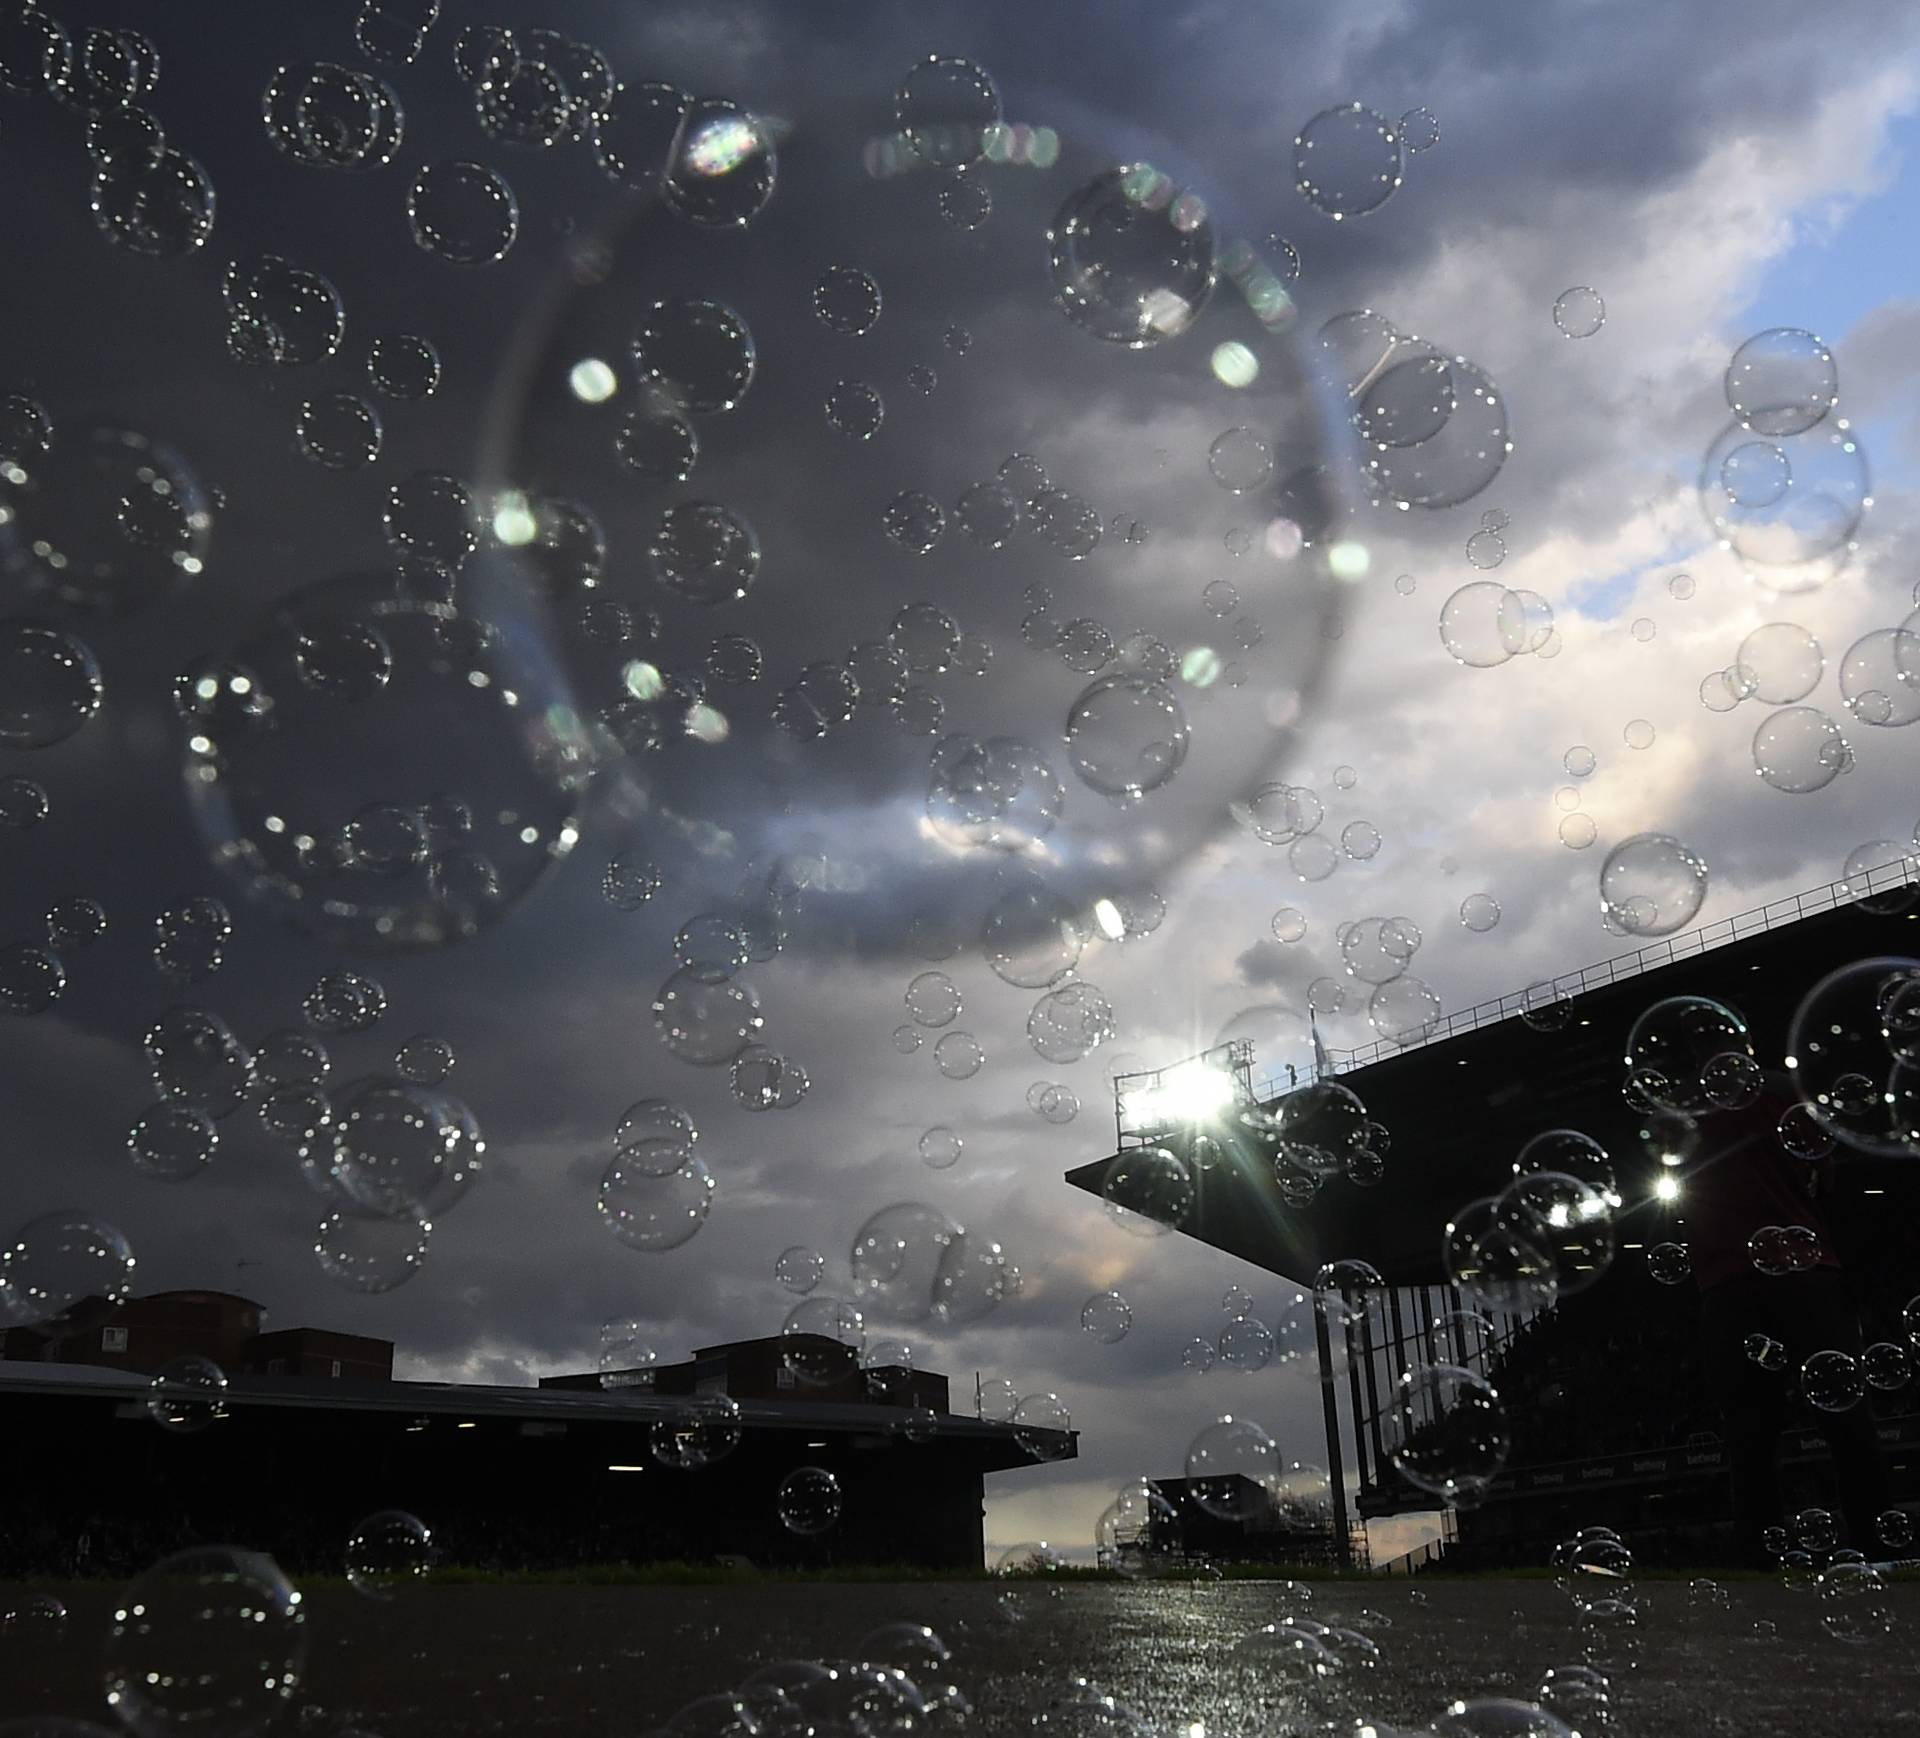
[3,1575,1915,1734]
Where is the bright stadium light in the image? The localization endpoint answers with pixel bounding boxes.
[1654,1175,1681,1203]
[1155,1059,1237,1125]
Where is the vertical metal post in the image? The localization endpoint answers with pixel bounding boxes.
[1342,1307,1371,1493]
[1314,1301,1351,1570]
[1358,1295,1386,1475]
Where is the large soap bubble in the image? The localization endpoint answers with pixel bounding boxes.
[0,424,212,614]
[1597,833,1709,937]
[102,1548,306,1736]
[1048,163,1216,348]
[182,562,595,948]
[1385,1364,1510,1502]
[1786,958,1920,1157]
[1724,327,1838,437]
[484,95,1340,960]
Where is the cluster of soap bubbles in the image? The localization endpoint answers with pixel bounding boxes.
[645,1621,974,1737]
[595,1097,713,1253]
[1439,1127,1619,1324]
[1438,578,1557,668]
[847,1200,1020,1331]
[1703,328,1866,592]
[1315,307,1513,510]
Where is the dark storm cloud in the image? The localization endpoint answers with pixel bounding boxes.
[5,0,1920,1564]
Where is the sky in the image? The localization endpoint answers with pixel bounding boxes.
[3,0,1920,1571]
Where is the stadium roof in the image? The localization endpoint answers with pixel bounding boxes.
[1067,874,1920,1287]
[0,1360,1058,1467]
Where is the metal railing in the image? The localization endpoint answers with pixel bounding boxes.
[1269,862,1918,1085]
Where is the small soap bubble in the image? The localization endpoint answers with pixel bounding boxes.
[1294,102,1404,220]
[295,392,383,469]
[408,159,518,265]
[1553,285,1606,339]
[367,332,440,400]
[1080,1290,1133,1343]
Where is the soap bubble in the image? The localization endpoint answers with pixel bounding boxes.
[1626,996,1751,1116]
[1218,1314,1274,1372]
[774,1246,824,1294]
[183,567,591,947]
[345,1509,433,1599]
[1647,1241,1692,1284]
[1081,1290,1133,1343]
[933,1030,984,1079]
[0,1209,135,1328]
[633,297,756,415]
[0,942,63,1014]
[1272,906,1309,943]
[849,1202,959,1325]
[1028,982,1115,1063]
[1552,286,1605,339]
[1736,622,1823,703]
[1701,419,1867,579]
[1048,164,1215,347]
[813,265,882,336]
[0,622,105,748]
[1460,893,1501,932]
[824,379,883,440]
[896,54,1000,170]
[1752,706,1849,793]
[1401,107,1440,152]
[1209,427,1273,493]
[777,1467,843,1534]
[653,969,764,1065]
[1100,1145,1195,1235]
[1785,958,1920,1155]
[1839,629,1920,727]
[664,98,775,230]
[1803,1348,1864,1412]
[906,971,962,1027]
[1598,833,1708,937]
[1500,1170,1615,1295]
[128,1103,218,1181]
[1385,1364,1510,1501]
[596,1152,713,1250]
[1367,355,1511,509]
[314,1206,431,1291]
[1293,102,1403,220]
[1185,1415,1281,1518]
[1370,975,1441,1045]
[1065,674,1189,799]
[2,424,212,614]
[295,393,382,469]
[92,148,217,258]
[651,1393,742,1470]
[367,331,440,400]
[1439,582,1516,668]
[1445,1199,1557,1315]
[1725,327,1838,437]
[102,1548,306,1735]
[408,159,517,264]
[1013,1392,1074,1460]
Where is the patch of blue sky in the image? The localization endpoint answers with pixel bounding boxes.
[1734,107,1920,347]
[1564,547,1694,621]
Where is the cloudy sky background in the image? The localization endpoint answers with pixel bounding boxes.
[4,0,1920,1566]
